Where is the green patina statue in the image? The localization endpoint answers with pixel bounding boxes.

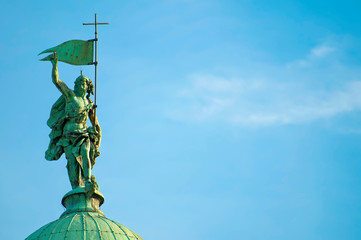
[45,54,101,190]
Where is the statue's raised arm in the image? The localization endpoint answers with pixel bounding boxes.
[50,54,73,98]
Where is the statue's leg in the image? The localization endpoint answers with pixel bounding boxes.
[81,139,92,187]
[67,161,78,189]
[65,146,79,189]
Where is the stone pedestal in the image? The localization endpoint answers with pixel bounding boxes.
[60,187,105,218]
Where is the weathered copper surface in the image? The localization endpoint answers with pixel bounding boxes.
[39,40,94,65]
[26,189,142,240]
[45,55,101,190]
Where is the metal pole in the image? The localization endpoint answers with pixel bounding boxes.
[94,13,98,114]
[83,14,109,114]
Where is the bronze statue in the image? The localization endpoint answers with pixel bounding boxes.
[45,54,101,189]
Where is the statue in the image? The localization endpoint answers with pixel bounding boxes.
[45,54,101,190]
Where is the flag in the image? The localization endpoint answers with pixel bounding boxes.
[39,40,94,65]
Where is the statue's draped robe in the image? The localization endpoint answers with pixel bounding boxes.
[45,96,100,179]
[46,96,66,160]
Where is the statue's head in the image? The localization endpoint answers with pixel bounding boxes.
[74,75,94,98]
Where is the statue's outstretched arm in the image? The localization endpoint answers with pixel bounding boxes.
[50,54,72,97]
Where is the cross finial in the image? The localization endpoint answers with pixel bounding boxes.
[83,13,109,28]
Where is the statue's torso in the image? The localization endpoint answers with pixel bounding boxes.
[63,95,90,135]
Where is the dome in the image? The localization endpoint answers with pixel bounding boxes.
[26,188,142,240]
[26,212,142,240]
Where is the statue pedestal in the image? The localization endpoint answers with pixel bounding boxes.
[60,187,105,218]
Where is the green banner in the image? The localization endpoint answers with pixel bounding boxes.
[39,40,94,65]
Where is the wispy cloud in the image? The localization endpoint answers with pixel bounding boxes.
[168,43,361,126]
[287,44,336,68]
[310,45,335,58]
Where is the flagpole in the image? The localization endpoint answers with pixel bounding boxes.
[83,14,109,115]
[94,13,98,113]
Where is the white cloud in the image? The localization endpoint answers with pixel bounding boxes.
[310,45,335,58]
[167,40,361,127]
[287,44,336,68]
[169,76,361,126]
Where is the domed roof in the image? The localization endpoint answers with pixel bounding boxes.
[26,188,142,240]
[26,212,142,240]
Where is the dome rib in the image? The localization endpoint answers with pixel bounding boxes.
[82,213,87,240]
[129,229,142,240]
[34,220,54,239]
[64,213,78,239]
[89,213,104,240]
[47,216,64,240]
[98,216,118,240]
[107,218,132,240]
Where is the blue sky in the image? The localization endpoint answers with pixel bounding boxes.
[2,0,361,239]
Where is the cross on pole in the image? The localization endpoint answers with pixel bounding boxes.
[83,13,109,113]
